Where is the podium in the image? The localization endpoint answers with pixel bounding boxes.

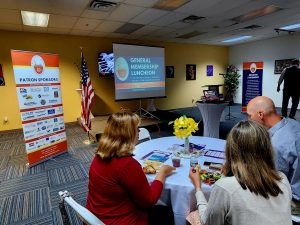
[196,101,227,138]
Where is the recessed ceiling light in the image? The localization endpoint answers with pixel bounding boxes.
[280,23,300,30]
[153,0,191,11]
[21,11,49,27]
[222,36,252,43]
[232,5,282,23]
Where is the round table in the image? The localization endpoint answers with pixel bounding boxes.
[134,136,226,225]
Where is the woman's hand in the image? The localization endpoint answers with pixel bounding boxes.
[159,165,176,177]
[189,168,201,191]
[155,165,175,184]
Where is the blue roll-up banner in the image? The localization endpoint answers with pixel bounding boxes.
[242,62,263,112]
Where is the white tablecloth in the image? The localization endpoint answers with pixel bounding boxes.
[134,136,226,225]
[196,102,228,138]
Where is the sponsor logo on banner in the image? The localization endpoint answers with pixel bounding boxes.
[20,88,27,93]
[54,91,59,98]
[49,99,58,104]
[48,109,55,115]
[44,87,50,92]
[22,94,33,100]
[53,127,59,132]
[250,63,257,73]
[31,55,45,75]
[24,101,37,106]
[40,99,46,105]
[52,87,59,91]
[30,87,41,92]
[38,94,49,98]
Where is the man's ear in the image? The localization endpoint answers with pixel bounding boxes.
[258,111,264,120]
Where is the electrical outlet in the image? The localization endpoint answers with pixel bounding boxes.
[4,116,8,123]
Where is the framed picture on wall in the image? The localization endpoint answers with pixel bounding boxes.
[166,66,174,78]
[186,64,196,80]
[0,64,5,86]
[207,65,213,76]
[274,58,294,74]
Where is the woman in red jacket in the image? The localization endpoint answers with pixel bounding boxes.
[86,112,175,225]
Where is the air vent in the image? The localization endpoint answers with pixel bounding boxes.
[240,25,262,30]
[176,31,206,39]
[181,15,206,24]
[89,0,117,12]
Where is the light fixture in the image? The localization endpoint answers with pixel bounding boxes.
[153,0,191,11]
[21,11,49,27]
[222,36,252,43]
[280,23,300,30]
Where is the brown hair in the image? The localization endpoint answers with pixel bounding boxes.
[96,112,140,159]
[223,120,283,198]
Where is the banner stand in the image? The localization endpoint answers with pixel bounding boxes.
[11,50,68,167]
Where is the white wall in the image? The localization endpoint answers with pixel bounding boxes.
[229,33,300,108]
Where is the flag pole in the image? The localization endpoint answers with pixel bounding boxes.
[77,47,95,145]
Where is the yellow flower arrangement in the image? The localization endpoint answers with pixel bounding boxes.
[169,115,199,139]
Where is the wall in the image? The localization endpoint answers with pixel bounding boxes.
[230,33,300,108]
[0,30,228,131]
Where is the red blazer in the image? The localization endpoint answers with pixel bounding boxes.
[86,155,163,225]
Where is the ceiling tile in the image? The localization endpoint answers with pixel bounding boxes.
[23,25,48,33]
[48,15,78,28]
[150,12,189,26]
[48,27,71,34]
[0,23,22,31]
[168,21,191,29]
[130,25,160,36]
[95,21,124,32]
[89,31,109,37]
[0,9,21,24]
[108,3,145,22]
[73,18,102,30]
[107,33,130,38]
[124,0,158,8]
[70,29,92,36]
[16,0,89,17]
[80,9,110,20]
[130,8,168,24]
[0,1,17,9]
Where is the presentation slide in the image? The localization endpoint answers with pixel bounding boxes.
[113,43,165,100]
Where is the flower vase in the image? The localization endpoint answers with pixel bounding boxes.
[184,137,190,154]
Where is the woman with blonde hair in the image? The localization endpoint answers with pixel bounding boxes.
[86,112,175,225]
[189,120,292,225]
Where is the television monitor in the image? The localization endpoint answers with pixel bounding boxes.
[98,52,114,77]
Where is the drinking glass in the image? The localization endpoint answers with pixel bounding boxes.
[190,155,199,167]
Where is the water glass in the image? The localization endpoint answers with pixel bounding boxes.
[190,155,199,167]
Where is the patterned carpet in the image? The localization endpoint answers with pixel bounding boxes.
[0,123,96,225]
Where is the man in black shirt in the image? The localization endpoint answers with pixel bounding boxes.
[277,59,300,119]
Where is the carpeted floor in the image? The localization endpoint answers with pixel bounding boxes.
[0,104,298,225]
[0,123,96,225]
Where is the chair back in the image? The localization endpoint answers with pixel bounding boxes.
[59,190,105,225]
[138,127,151,141]
[292,215,300,224]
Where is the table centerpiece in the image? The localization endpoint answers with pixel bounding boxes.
[168,115,199,158]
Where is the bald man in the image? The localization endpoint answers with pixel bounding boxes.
[247,96,300,215]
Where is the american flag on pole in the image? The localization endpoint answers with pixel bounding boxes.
[80,52,95,131]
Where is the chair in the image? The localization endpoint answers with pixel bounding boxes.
[138,127,151,141]
[58,190,105,225]
[292,215,300,225]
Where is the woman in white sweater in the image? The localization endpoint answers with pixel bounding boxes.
[189,120,292,225]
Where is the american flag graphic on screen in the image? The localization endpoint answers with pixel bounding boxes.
[80,52,95,131]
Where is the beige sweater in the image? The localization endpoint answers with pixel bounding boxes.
[196,172,292,225]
